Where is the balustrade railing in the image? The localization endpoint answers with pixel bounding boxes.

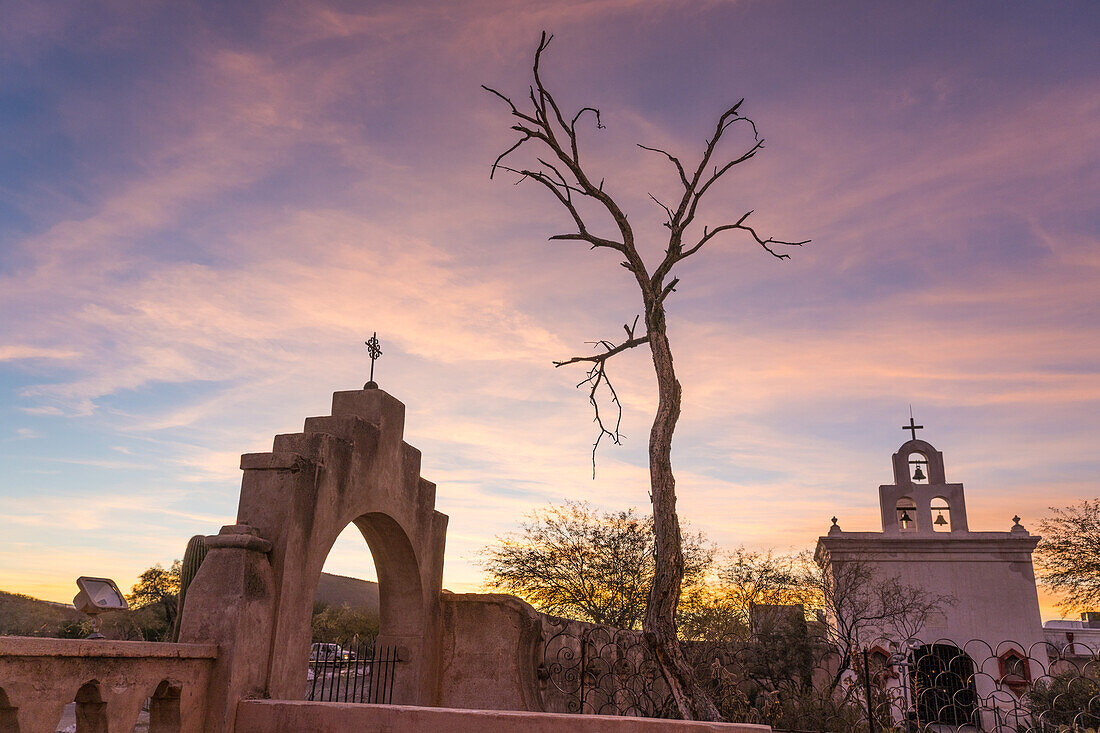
[0,636,216,733]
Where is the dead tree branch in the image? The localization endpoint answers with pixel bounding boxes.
[484,31,809,721]
[553,316,648,474]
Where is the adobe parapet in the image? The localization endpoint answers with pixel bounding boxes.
[0,636,216,732]
[816,530,1041,566]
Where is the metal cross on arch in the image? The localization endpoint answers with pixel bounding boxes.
[364,333,382,389]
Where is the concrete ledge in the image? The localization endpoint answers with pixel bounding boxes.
[236,701,771,732]
[240,451,306,471]
[0,636,218,658]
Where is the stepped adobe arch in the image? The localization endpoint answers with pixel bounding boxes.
[180,388,448,725]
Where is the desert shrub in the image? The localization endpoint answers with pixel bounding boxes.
[1026,670,1100,730]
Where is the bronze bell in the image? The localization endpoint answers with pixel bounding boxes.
[912,464,926,481]
[899,509,913,524]
[934,511,947,526]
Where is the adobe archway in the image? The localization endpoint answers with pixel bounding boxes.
[180,388,448,722]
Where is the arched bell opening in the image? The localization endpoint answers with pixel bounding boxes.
[73,681,108,733]
[896,497,918,532]
[907,451,930,483]
[931,497,952,533]
[0,686,19,733]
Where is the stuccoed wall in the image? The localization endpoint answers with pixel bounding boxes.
[437,593,544,711]
[0,636,216,733]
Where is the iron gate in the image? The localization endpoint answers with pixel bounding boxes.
[307,635,399,703]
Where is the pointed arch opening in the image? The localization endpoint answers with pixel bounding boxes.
[998,649,1031,697]
[302,513,422,703]
[316,523,381,642]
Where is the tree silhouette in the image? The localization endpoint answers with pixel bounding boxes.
[1037,498,1100,613]
[482,501,712,630]
[484,32,808,720]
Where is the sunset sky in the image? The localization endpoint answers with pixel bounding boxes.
[2,1,1097,619]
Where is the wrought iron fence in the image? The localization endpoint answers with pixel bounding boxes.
[539,623,1100,732]
[541,619,675,718]
[852,636,1100,733]
[306,635,398,703]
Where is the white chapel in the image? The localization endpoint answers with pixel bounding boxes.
[815,422,1046,727]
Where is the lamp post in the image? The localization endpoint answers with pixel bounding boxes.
[888,639,923,732]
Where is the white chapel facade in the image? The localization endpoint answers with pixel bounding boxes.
[815,423,1046,727]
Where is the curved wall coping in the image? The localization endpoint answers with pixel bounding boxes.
[236,701,771,732]
[0,635,218,658]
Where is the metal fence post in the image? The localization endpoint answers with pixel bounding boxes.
[579,629,587,714]
[863,648,876,733]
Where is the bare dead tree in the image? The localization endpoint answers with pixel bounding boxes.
[484,33,808,721]
[799,553,955,693]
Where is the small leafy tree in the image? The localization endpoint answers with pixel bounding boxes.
[127,560,181,638]
[482,501,712,630]
[801,552,955,692]
[1036,498,1100,613]
[679,548,803,644]
[1025,669,1100,729]
[311,601,379,643]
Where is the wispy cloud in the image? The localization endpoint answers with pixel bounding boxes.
[1,1,1097,616]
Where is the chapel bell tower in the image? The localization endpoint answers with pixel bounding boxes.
[878,418,969,535]
[817,416,1045,733]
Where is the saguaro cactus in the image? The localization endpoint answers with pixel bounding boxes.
[170,534,207,641]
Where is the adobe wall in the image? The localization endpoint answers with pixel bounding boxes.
[0,636,216,733]
[437,593,543,711]
[438,594,674,718]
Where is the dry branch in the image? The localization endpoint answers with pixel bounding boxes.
[483,31,809,721]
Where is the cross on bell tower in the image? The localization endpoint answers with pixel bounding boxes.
[902,406,924,441]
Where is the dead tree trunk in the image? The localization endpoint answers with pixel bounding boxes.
[643,313,724,720]
[483,32,808,720]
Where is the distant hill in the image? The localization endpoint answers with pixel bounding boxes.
[1,572,378,638]
[0,590,82,637]
[315,572,379,614]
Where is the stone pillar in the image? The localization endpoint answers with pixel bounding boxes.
[179,524,275,733]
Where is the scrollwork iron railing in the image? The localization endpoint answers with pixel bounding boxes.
[539,622,1100,732]
[541,617,674,717]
